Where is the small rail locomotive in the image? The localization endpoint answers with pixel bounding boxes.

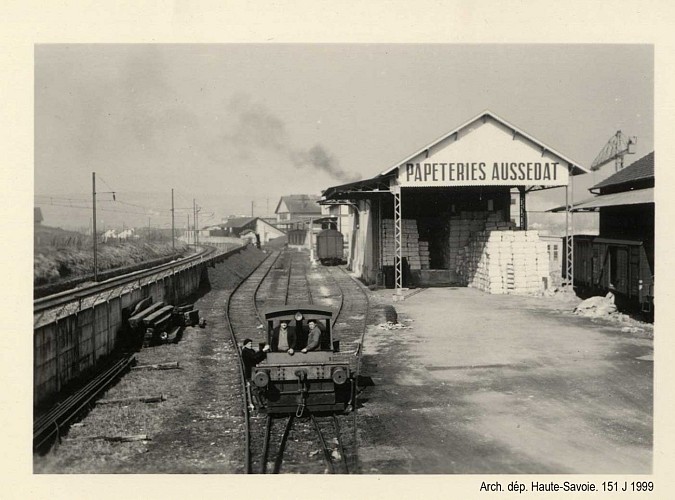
[251,305,356,415]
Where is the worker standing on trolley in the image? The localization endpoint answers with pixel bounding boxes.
[241,338,269,409]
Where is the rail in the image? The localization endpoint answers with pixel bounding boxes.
[33,354,136,452]
[223,251,282,474]
[34,244,244,317]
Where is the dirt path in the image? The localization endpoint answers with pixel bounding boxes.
[357,287,653,474]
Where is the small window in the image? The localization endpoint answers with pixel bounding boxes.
[553,247,559,260]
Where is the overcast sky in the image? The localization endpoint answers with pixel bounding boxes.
[34,44,653,229]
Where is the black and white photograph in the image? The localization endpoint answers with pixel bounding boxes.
[31,42,655,477]
[3,1,673,498]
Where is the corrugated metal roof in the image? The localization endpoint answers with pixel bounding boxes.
[571,187,653,211]
[592,152,654,190]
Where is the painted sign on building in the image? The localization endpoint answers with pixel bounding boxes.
[396,118,570,187]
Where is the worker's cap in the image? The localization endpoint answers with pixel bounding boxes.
[243,338,253,346]
[280,320,289,325]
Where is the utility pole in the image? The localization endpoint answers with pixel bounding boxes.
[266,198,269,217]
[171,188,175,252]
[196,204,201,245]
[193,199,196,248]
[251,200,254,217]
[92,172,98,282]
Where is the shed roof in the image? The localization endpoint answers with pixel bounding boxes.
[592,152,654,191]
[549,187,653,212]
[222,217,256,229]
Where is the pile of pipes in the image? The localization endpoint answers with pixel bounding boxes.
[128,299,201,347]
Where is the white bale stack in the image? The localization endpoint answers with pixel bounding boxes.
[457,229,550,295]
[447,212,487,271]
[381,219,425,270]
[419,240,430,270]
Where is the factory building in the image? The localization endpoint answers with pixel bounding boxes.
[322,111,588,295]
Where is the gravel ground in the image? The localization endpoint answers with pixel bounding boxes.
[34,246,267,473]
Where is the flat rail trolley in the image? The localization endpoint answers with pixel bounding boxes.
[252,305,356,415]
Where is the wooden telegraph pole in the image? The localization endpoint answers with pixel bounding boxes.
[92,172,98,282]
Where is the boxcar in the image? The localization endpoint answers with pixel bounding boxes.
[316,229,344,265]
[572,235,654,315]
[251,305,356,415]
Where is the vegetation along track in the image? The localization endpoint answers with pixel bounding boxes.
[34,245,219,314]
[225,250,370,473]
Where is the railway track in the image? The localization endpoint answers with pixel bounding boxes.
[34,244,232,315]
[225,249,369,474]
[33,354,136,452]
[33,244,244,453]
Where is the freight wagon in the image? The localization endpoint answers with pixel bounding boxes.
[316,229,344,265]
[572,235,654,316]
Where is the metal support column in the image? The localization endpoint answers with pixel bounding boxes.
[564,184,574,288]
[519,186,527,230]
[393,186,403,294]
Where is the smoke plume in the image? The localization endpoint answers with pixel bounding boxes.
[223,94,361,183]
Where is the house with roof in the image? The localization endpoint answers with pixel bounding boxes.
[274,194,322,231]
[202,217,285,245]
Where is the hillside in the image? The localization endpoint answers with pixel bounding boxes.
[34,225,187,287]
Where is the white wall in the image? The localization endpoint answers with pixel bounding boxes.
[349,200,375,283]
[255,219,285,243]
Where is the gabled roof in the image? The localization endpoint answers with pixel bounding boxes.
[275,195,322,215]
[592,152,654,191]
[222,217,256,229]
[379,110,588,177]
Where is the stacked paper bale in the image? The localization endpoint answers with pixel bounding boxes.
[457,229,550,295]
[484,211,517,231]
[381,219,424,270]
[419,241,430,270]
[447,211,488,271]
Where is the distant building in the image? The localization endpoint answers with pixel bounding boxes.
[274,194,322,231]
[34,207,43,225]
[102,228,138,241]
[203,217,285,245]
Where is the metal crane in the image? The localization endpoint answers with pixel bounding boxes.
[590,130,637,172]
